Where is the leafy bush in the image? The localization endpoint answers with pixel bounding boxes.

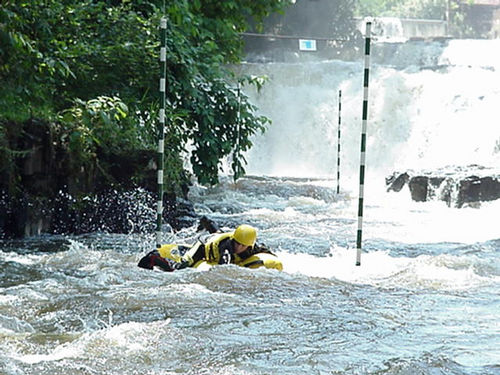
[0,0,292,192]
[58,96,142,169]
[355,0,447,18]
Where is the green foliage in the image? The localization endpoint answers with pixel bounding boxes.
[354,0,478,37]
[0,0,291,191]
[355,0,447,18]
[58,96,147,170]
[446,1,477,38]
[0,1,74,120]
[390,0,447,19]
[163,0,292,185]
[184,77,270,185]
[263,0,358,41]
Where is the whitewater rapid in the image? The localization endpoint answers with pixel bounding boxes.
[1,39,499,375]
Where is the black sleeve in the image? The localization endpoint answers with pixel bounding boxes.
[137,250,175,272]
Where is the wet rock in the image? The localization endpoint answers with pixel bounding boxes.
[386,166,500,208]
[231,175,338,202]
[408,176,429,202]
[197,216,220,234]
[47,189,198,235]
[162,195,198,231]
[386,172,409,192]
[456,176,500,208]
[0,119,196,238]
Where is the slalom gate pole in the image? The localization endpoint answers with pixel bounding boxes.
[337,89,341,194]
[356,21,371,266]
[237,82,241,149]
[156,17,167,249]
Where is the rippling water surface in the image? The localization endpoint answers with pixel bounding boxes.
[2,37,500,375]
[1,176,499,375]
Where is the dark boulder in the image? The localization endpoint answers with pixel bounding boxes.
[386,172,409,193]
[456,176,500,208]
[386,166,500,208]
[408,176,429,202]
[197,216,220,234]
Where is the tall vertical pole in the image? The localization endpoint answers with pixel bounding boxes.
[237,82,241,150]
[337,90,342,194]
[156,17,167,248]
[356,22,371,266]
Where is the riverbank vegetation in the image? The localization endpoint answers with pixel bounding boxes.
[0,0,292,197]
[0,0,295,237]
[355,0,484,38]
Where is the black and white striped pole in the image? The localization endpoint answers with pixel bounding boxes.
[356,21,371,266]
[237,82,241,150]
[337,89,342,194]
[156,17,167,249]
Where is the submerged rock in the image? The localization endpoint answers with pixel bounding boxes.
[386,166,500,208]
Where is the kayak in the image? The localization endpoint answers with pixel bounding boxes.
[157,243,283,271]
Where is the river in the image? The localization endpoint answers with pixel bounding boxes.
[1,39,499,374]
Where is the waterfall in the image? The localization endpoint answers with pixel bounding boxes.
[355,17,448,42]
[242,39,500,187]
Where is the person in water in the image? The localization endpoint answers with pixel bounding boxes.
[138,224,267,272]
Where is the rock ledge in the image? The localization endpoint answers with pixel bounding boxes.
[386,165,500,208]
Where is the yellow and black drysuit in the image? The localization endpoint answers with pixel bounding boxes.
[138,232,279,271]
[185,232,238,266]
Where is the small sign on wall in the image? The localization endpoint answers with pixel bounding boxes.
[299,39,317,51]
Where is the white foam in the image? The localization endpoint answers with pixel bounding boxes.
[15,320,171,364]
[279,246,494,291]
[0,252,44,265]
[363,198,500,244]
[439,39,500,69]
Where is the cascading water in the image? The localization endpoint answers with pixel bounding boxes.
[243,39,500,180]
[0,40,499,375]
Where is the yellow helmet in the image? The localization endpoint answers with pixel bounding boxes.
[232,224,257,247]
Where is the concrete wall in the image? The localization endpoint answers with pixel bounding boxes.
[358,17,447,41]
[401,19,447,39]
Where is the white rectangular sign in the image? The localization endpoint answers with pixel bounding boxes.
[299,39,317,51]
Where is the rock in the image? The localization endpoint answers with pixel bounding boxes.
[386,166,500,208]
[197,216,220,233]
[386,172,409,192]
[408,176,428,202]
[456,176,500,208]
[0,119,197,238]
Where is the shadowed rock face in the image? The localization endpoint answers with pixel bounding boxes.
[408,176,429,202]
[456,176,500,207]
[386,166,500,208]
[385,172,409,193]
[0,119,196,238]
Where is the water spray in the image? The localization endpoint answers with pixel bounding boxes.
[356,22,372,266]
[156,17,167,248]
